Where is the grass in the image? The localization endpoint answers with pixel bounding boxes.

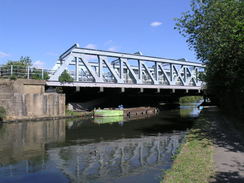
[162,114,214,183]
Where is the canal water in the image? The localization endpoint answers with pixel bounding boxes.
[0,103,202,183]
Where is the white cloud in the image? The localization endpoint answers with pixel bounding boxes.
[0,51,10,58]
[108,46,117,52]
[150,21,162,27]
[82,43,97,61]
[104,40,113,46]
[33,60,45,68]
[84,43,96,49]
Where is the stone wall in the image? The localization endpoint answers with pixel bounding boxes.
[0,79,65,120]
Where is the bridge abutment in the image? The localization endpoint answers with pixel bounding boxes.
[0,79,65,120]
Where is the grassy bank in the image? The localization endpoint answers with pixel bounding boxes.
[162,112,214,183]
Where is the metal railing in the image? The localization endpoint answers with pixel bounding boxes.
[0,65,53,80]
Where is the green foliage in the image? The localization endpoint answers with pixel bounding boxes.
[179,96,203,103]
[31,69,50,80]
[58,70,74,83]
[5,56,32,67]
[56,87,64,93]
[9,75,17,80]
[175,0,244,116]
[0,106,6,121]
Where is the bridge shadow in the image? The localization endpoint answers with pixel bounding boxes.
[206,109,244,153]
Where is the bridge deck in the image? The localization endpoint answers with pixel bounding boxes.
[46,81,202,91]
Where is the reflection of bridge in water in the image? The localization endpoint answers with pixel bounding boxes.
[49,133,184,182]
[0,119,186,183]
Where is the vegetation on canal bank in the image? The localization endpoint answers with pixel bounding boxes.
[162,112,214,183]
[175,0,244,118]
[0,107,6,121]
[179,96,202,104]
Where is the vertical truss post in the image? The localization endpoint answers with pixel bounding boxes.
[170,64,173,82]
[75,57,79,81]
[138,60,142,81]
[184,67,187,83]
[119,58,123,79]
[155,62,159,82]
[41,69,44,79]
[27,66,30,79]
[10,65,13,76]
[98,56,103,79]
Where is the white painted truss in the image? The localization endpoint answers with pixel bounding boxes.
[48,44,205,89]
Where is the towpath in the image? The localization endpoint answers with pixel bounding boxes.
[207,108,244,183]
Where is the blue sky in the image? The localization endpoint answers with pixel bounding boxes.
[0,0,196,69]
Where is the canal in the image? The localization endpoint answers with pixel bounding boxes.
[0,103,202,183]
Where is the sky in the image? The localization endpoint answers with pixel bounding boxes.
[0,0,196,69]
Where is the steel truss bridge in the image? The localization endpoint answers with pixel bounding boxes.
[47,44,205,92]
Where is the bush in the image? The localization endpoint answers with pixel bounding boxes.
[0,107,6,121]
[58,70,74,83]
[179,96,203,103]
[9,75,17,80]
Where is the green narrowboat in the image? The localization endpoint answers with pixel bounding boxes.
[94,109,123,117]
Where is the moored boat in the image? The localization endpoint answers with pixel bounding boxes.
[94,109,123,117]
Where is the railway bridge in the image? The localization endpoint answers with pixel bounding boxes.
[47,44,205,94]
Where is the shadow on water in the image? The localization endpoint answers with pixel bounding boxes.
[0,103,202,183]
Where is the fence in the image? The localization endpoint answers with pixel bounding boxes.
[0,65,53,80]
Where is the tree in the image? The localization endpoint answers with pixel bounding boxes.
[175,0,244,117]
[58,70,74,83]
[5,56,32,67]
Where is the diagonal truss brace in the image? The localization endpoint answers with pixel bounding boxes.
[121,58,142,84]
[49,54,74,81]
[157,63,172,85]
[75,54,103,82]
[172,65,186,86]
[140,61,158,84]
[99,56,124,83]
